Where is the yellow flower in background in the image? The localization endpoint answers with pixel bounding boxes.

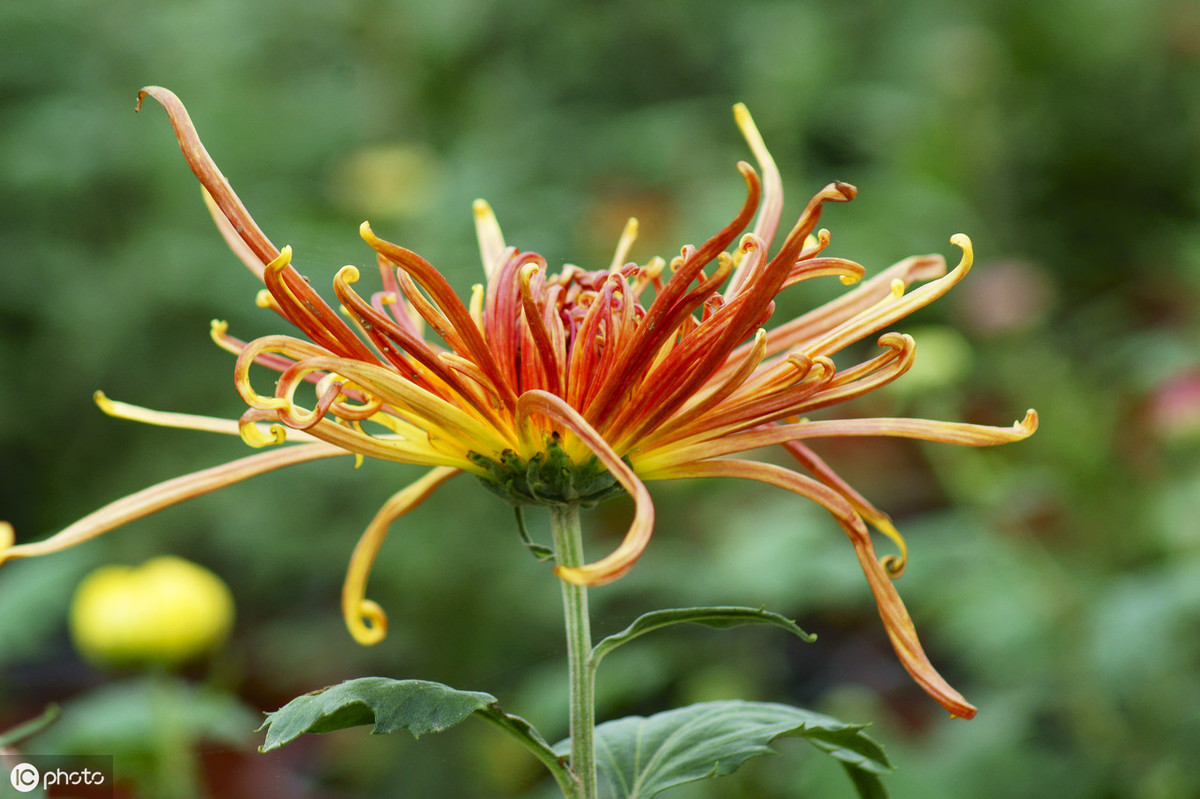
[0,87,1036,719]
[70,556,234,667]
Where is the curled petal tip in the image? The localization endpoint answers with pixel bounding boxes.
[951,703,978,720]
[134,85,177,114]
[831,180,857,201]
[263,246,293,277]
[238,418,287,448]
[950,233,974,267]
[472,199,492,217]
[1019,409,1039,434]
[346,599,388,646]
[134,86,157,112]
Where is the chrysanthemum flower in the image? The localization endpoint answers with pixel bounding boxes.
[0,87,1036,719]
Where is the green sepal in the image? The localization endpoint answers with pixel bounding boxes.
[514,507,555,561]
[258,678,573,793]
[591,606,815,667]
[469,434,624,507]
[554,700,892,799]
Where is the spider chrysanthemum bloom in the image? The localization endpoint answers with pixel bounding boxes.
[0,87,1036,719]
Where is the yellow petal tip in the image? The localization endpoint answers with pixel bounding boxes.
[346,599,388,646]
[264,246,293,275]
[93,390,115,414]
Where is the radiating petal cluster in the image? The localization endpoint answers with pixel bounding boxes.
[0,87,1037,719]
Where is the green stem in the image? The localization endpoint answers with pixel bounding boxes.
[549,503,596,799]
[150,672,201,799]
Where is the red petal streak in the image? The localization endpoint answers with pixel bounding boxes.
[614,182,856,445]
[632,329,768,450]
[375,258,426,339]
[519,263,563,396]
[392,267,468,355]
[584,163,762,429]
[362,223,518,411]
[261,249,381,364]
[648,334,914,450]
[333,266,487,407]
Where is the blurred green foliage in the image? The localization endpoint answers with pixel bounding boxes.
[2,0,1199,797]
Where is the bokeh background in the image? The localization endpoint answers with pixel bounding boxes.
[3,0,1200,796]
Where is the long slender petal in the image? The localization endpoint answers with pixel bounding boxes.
[136,86,279,266]
[342,467,460,645]
[93,390,321,445]
[804,235,974,359]
[201,187,267,283]
[648,458,977,719]
[473,199,507,279]
[637,410,1038,473]
[0,444,350,566]
[780,439,909,576]
[731,104,783,271]
[720,253,947,375]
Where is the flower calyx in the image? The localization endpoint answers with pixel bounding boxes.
[470,434,625,508]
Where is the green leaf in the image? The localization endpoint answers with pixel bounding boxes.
[259,677,496,750]
[591,606,814,666]
[259,678,574,793]
[555,700,891,799]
